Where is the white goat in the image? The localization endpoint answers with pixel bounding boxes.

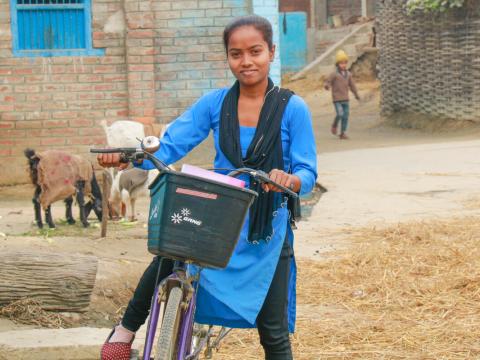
[101,120,171,221]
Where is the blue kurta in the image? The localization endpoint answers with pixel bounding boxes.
[138,88,317,332]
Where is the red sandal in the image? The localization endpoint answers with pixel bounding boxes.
[101,327,135,360]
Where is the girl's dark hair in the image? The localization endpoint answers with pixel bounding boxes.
[223,15,273,52]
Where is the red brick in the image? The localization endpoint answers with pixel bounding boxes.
[132,116,154,124]
[42,84,65,91]
[128,64,154,72]
[103,74,128,82]
[0,129,26,138]
[79,127,103,136]
[50,65,66,74]
[25,112,50,120]
[0,69,12,75]
[128,30,155,38]
[40,128,78,137]
[67,136,105,145]
[4,76,25,84]
[25,75,47,83]
[94,84,115,91]
[51,74,78,83]
[42,102,67,111]
[78,93,105,100]
[52,111,78,119]
[82,110,106,119]
[0,149,12,156]
[78,74,103,82]
[93,31,105,40]
[43,120,69,127]
[15,84,40,93]
[70,118,93,127]
[0,104,14,112]
[16,121,43,129]
[0,122,14,129]
[40,137,66,146]
[53,93,77,101]
[1,112,24,121]
[65,84,94,92]
[0,139,14,146]
[93,65,118,74]
[27,93,52,102]
[80,58,100,65]
[14,68,34,75]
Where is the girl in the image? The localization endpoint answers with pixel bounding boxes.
[98,15,317,360]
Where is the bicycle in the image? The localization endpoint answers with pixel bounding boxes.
[91,136,298,360]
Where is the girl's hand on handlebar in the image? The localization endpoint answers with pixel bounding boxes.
[97,153,128,170]
[262,169,300,193]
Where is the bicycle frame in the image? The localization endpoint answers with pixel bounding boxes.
[142,260,197,360]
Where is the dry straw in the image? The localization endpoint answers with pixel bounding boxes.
[0,298,65,328]
[213,217,480,359]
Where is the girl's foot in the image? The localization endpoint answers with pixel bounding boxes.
[331,126,337,135]
[101,325,135,360]
[339,133,349,140]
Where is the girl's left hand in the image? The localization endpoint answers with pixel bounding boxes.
[262,169,300,193]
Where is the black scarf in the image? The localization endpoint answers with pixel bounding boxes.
[219,78,294,242]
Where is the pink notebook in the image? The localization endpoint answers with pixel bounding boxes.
[181,164,245,188]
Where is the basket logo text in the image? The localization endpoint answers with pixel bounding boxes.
[171,208,202,226]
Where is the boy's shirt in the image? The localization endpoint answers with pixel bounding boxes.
[324,68,360,102]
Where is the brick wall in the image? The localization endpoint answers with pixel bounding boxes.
[153,0,249,123]
[0,0,285,185]
[0,0,129,185]
[328,0,362,21]
[279,0,311,26]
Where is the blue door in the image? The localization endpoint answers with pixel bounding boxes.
[279,12,307,73]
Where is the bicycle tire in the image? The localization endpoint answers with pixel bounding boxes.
[155,287,183,360]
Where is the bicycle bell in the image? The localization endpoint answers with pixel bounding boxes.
[141,136,160,153]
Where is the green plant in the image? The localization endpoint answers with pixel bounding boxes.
[406,0,466,14]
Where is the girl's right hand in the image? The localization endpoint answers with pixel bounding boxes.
[97,153,128,169]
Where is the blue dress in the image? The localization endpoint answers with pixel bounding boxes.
[138,88,317,332]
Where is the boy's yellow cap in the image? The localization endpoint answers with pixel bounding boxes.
[335,50,349,64]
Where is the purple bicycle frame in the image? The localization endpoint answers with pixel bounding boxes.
[142,273,196,360]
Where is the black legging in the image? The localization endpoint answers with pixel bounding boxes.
[122,238,293,360]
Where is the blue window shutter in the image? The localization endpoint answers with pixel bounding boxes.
[10,0,104,57]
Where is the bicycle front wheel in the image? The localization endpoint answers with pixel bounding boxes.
[155,287,183,360]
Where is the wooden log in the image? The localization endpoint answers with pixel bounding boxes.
[0,251,98,312]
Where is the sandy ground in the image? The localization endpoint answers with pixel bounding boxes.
[1,80,480,357]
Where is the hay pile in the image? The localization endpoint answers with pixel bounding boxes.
[0,299,65,328]
[213,217,480,359]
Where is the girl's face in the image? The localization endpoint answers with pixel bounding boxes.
[226,26,275,87]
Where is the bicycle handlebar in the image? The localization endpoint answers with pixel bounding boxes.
[90,148,298,198]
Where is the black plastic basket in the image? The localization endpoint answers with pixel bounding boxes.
[147,170,257,268]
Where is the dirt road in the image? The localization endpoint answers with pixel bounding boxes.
[1,80,480,358]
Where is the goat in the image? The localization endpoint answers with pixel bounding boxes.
[24,149,102,228]
[100,120,171,221]
[110,168,159,221]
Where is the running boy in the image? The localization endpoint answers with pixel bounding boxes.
[324,50,360,140]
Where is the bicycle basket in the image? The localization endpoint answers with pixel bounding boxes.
[147,170,257,268]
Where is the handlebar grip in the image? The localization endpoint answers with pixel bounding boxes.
[90,148,137,154]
